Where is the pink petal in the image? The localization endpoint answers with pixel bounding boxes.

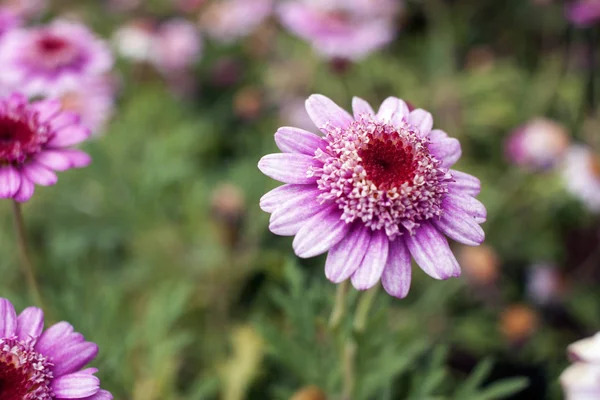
[428,129,462,168]
[275,127,327,155]
[258,153,320,184]
[351,229,389,290]
[51,373,100,398]
[352,97,375,119]
[449,170,481,196]
[13,177,35,203]
[377,97,410,124]
[260,184,315,213]
[405,223,460,280]
[36,150,91,171]
[444,194,486,223]
[49,112,81,131]
[32,99,62,123]
[0,166,21,198]
[0,298,17,337]
[52,342,99,377]
[408,109,434,137]
[381,238,412,298]
[23,162,58,186]
[47,125,91,148]
[325,224,371,283]
[433,205,485,246]
[16,307,44,342]
[81,389,113,400]
[35,321,75,355]
[292,206,350,258]
[305,94,353,132]
[269,192,329,236]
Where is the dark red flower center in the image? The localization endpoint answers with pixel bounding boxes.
[358,137,416,190]
[0,115,47,164]
[33,33,79,69]
[0,339,53,400]
[0,354,29,400]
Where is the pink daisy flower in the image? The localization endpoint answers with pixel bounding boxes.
[0,92,91,202]
[258,95,486,298]
[151,19,202,74]
[505,118,569,171]
[200,0,272,44]
[47,75,116,136]
[567,0,600,26]
[0,20,113,97]
[277,0,399,60]
[0,297,112,399]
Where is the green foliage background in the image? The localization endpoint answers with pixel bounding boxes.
[1,0,599,399]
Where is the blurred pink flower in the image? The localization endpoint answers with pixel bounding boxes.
[505,118,569,171]
[259,94,486,298]
[112,19,155,63]
[0,93,91,202]
[567,0,600,26]
[0,297,112,399]
[562,145,600,212]
[0,20,113,97]
[151,19,202,74]
[48,75,117,135]
[526,264,563,305]
[561,332,600,400]
[1,0,46,19]
[201,0,272,44]
[277,0,399,60]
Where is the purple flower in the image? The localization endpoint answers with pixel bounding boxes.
[258,95,486,298]
[0,92,91,202]
[200,0,272,44]
[562,145,600,212]
[277,0,399,60]
[151,19,202,74]
[48,75,117,136]
[567,0,600,26]
[561,332,600,399]
[505,118,569,171]
[0,298,112,400]
[0,20,113,97]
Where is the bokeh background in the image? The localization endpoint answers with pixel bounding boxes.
[1,0,599,399]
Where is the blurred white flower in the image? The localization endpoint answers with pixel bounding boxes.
[562,145,600,212]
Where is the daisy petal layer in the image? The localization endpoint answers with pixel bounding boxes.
[405,223,460,280]
[258,153,320,184]
[351,229,389,290]
[325,224,371,283]
[381,238,412,298]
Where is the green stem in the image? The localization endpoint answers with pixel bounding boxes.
[329,280,349,330]
[12,201,43,307]
[354,285,380,333]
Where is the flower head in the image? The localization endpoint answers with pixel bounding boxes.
[48,75,116,136]
[567,0,600,26]
[258,95,486,298]
[0,20,113,96]
[0,297,112,400]
[0,92,91,202]
[277,0,399,60]
[505,118,569,171]
[562,145,600,212]
[561,332,600,400]
[200,0,272,44]
[151,19,202,74]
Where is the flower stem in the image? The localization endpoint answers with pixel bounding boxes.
[341,285,380,400]
[11,201,43,307]
[329,280,349,330]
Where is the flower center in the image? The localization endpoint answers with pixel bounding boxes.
[358,137,416,190]
[0,106,49,165]
[0,338,54,400]
[313,116,451,239]
[31,32,80,70]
